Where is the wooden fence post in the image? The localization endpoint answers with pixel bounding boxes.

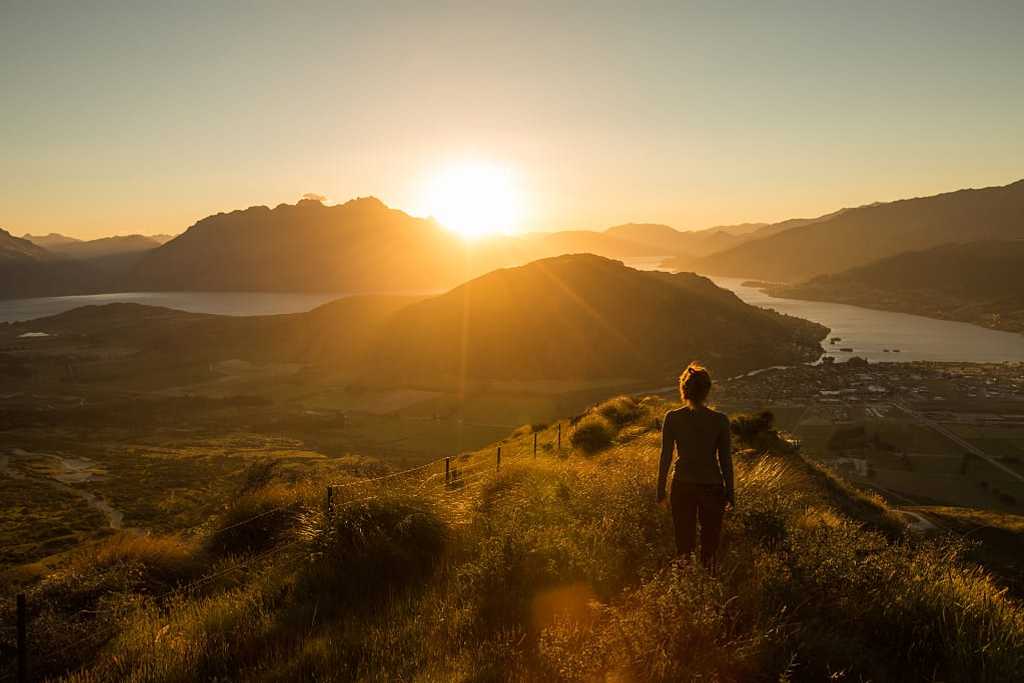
[496,446,501,472]
[445,457,451,484]
[325,486,333,517]
[557,423,562,450]
[17,592,26,683]
[533,432,537,457]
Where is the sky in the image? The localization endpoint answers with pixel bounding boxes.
[2,1,1023,239]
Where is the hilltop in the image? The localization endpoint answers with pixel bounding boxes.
[5,396,1022,681]
[771,240,1024,332]
[666,179,1024,281]
[368,254,827,382]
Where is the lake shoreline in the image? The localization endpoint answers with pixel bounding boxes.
[710,276,1024,365]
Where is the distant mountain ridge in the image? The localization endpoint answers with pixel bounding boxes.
[669,180,1024,282]
[771,240,1024,333]
[1,229,53,262]
[603,223,748,257]
[21,233,82,250]
[4,178,1023,299]
[23,233,169,256]
[0,229,109,298]
[47,235,161,259]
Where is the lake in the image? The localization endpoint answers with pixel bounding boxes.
[711,277,1024,364]
[0,291,353,323]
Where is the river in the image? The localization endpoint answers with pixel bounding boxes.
[710,277,1024,364]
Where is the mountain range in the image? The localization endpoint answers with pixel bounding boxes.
[0,229,105,298]
[668,180,1024,282]
[3,178,1023,333]
[0,198,788,299]
[127,197,485,293]
[770,240,1024,332]
[26,234,164,259]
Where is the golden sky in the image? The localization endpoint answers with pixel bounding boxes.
[2,2,1022,239]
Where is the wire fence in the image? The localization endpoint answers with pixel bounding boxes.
[0,420,567,682]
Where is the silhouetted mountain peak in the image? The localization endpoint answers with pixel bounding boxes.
[22,232,83,246]
[678,177,1024,281]
[130,195,472,293]
[369,252,827,382]
[337,196,389,211]
[1,228,54,261]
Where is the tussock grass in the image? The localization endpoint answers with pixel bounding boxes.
[205,484,308,558]
[594,395,643,427]
[568,413,615,453]
[569,395,652,455]
[305,495,447,608]
[19,403,1024,682]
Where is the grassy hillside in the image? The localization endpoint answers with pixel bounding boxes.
[669,179,1024,282]
[6,396,1022,682]
[769,241,1024,332]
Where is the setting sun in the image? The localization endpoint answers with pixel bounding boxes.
[421,162,524,239]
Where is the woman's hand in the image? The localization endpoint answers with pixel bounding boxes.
[724,491,736,512]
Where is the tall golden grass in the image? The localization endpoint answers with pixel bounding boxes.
[10,397,1023,681]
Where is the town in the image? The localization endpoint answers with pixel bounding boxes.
[714,359,1024,513]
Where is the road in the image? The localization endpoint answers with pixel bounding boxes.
[889,402,1024,486]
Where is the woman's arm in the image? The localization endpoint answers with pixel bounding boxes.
[717,414,735,507]
[657,411,673,502]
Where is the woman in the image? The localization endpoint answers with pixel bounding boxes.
[656,362,734,569]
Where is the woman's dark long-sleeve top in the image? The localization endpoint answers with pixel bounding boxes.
[657,406,734,502]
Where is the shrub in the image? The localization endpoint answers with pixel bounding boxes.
[205,486,303,557]
[570,414,615,454]
[512,424,533,438]
[305,496,446,607]
[239,459,279,495]
[730,411,775,445]
[595,395,642,428]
